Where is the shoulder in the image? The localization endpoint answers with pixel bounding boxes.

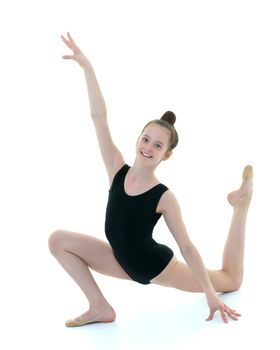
[157,190,181,214]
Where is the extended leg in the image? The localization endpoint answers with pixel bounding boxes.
[151,165,253,293]
[222,165,253,284]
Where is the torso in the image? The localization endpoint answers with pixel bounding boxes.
[104,164,174,284]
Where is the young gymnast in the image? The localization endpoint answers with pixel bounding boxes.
[48,32,253,327]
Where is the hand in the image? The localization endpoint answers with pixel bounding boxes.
[61,32,91,69]
[206,295,241,323]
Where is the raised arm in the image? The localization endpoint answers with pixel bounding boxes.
[61,32,125,183]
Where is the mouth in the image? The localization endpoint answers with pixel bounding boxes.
[140,151,153,158]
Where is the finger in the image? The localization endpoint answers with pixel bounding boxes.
[231,310,241,317]
[226,308,241,321]
[67,32,73,41]
[220,309,228,323]
[61,33,78,53]
[61,35,71,48]
[227,311,239,320]
[230,308,241,316]
[61,35,67,43]
[227,306,241,316]
[67,32,76,46]
[62,55,75,60]
[67,32,77,47]
[206,310,215,321]
[66,33,81,53]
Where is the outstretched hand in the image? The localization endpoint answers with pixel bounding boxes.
[206,295,241,323]
[61,32,91,68]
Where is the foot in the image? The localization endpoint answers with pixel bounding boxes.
[227,165,253,208]
[65,306,116,327]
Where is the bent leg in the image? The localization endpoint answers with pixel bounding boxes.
[48,229,132,326]
[49,229,131,279]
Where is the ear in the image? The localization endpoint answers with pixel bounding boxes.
[162,150,173,161]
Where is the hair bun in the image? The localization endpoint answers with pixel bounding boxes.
[161,111,176,126]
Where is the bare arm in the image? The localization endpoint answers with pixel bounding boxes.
[159,191,215,295]
[61,32,124,183]
[158,190,236,322]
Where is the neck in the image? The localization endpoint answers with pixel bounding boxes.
[129,160,157,183]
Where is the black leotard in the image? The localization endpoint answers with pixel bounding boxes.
[105,164,174,285]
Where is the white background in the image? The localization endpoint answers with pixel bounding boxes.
[0,1,279,349]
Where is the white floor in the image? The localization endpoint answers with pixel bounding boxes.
[2,200,280,350]
[2,269,279,350]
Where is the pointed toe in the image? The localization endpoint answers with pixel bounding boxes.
[242,165,253,181]
[65,318,83,327]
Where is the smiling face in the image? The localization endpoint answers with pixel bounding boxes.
[136,123,173,166]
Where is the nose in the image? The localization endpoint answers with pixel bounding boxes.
[144,144,152,152]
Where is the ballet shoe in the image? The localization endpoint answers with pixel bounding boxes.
[242,165,253,182]
[65,308,115,327]
[65,316,112,327]
[65,318,88,327]
[227,165,253,207]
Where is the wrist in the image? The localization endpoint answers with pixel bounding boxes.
[205,286,216,299]
[82,60,93,71]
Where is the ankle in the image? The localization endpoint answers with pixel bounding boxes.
[89,300,111,311]
[233,203,250,213]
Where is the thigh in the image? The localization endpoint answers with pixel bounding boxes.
[150,257,233,292]
[50,229,132,281]
[150,257,204,292]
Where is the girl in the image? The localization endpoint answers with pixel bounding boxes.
[48,32,253,327]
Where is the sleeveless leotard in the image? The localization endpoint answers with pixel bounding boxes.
[105,164,174,285]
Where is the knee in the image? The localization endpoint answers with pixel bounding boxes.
[229,275,243,292]
[48,230,66,256]
[219,269,243,292]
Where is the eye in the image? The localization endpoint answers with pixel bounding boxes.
[142,137,149,143]
[155,143,162,149]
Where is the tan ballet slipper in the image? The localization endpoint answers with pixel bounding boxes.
[242,165,253,182]
[227,165,253,206]
[65,308,116,327]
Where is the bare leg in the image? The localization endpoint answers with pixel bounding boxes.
[48,230,132,326]
[151,165,253,292]
[222,166,253,287]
